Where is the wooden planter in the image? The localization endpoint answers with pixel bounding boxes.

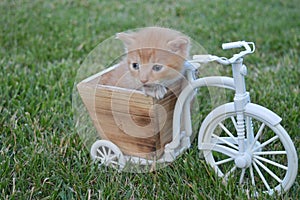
[77,65,183,159]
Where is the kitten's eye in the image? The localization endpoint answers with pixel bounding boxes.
[152,64,163,72]
[131,63,139,70]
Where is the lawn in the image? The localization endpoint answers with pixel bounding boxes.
[0,0,299,199]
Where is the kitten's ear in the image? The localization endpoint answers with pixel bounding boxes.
[167,36,190,55]
[116,32,135,46]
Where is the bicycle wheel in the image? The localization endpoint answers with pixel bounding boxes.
[91,140,126,170]
[198,103,298,195]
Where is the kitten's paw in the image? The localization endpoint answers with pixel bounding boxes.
[154,85,168,100]
[142,85,167,100]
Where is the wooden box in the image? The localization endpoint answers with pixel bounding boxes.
[77,65,183,159]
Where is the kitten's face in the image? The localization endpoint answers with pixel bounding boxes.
[126,48,185,86]
[117,27,190,87]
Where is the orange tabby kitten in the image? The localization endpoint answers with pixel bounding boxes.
[102,27,190,99]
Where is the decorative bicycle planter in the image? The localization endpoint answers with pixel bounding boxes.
[77,41,298,195]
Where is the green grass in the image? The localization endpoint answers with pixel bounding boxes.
[1,0,299,199]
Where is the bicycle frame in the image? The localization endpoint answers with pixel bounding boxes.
[87,39,298,195]
[164,41,256,162]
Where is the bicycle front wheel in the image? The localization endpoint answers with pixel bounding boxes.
[198,103,298,195]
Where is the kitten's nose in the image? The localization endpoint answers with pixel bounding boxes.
[140,79,148,84]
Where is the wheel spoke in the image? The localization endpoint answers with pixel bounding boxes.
[249,123,265,150]
[239,168,246,184]
[110,160,119,166]
[231,116,238,132]
[200,143,238,158]
[252,136,279,152]
[95,156,104,162]
[215,157,234,166]
[253,158,283,183]
[224,165,237,180]
[107,148,112,157]
[249,165,255,186]
[97,149,105,158]
[253,161,271,191]
[254,155,287,170]
[253,151,286,156]
[212,134,239,150]
[109,154,117,161]
[102,146,107,156]
[218,122,238,143]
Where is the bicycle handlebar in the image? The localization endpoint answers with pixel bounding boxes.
[190,41,255,67]
[222,41,245,50]
[222,41,255,52]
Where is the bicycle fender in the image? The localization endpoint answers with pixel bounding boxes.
[244,103,282,126]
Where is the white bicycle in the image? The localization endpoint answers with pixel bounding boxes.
[165,41,298,195]
[87,41,297,195]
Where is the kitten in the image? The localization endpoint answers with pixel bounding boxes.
[102,27,190,99]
